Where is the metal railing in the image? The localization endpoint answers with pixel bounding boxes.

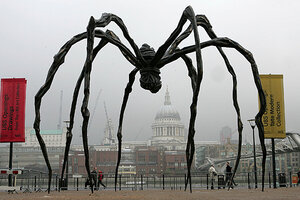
[0,170,299,192]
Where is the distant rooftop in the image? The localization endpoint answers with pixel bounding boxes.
[30,129,63,135]
[194,141,220,145]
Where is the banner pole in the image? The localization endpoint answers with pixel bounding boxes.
[271,138,277,188]
[8,142,13,186]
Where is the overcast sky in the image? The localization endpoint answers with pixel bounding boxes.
[1,0,299,145]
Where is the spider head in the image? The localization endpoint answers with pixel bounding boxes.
[139,44,162,93]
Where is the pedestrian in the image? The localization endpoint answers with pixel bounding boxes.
[225,161,237,188]
[209,164,217,189]
[97,170,106,190]
[91,167,98,190]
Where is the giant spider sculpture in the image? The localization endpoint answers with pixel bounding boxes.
[34,6,267,193]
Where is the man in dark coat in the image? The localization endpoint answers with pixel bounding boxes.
[225,162,237,188]
[91,167,98,190]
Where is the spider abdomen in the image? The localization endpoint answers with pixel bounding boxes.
[139,43,162,93]
[139,68,162,93]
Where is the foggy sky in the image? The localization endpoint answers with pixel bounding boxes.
[1,0,299,145]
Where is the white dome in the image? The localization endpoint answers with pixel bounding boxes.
[155,88,180,120]
[151,88,185,145]
[155,105,180,120]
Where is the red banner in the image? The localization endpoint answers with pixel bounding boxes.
[0,78,27,142]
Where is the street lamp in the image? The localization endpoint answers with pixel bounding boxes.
[248,119,258,189]
[63,120,70,190]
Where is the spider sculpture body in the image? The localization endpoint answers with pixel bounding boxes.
[34,6,267,193]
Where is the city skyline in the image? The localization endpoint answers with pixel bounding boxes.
[1,1,300,146]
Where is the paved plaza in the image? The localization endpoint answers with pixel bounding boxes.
[0,187,299,200]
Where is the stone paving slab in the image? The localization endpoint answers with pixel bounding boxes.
[0,187,299,200]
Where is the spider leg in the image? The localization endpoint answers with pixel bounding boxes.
[95,13,145,66]
[166,15,211,54]
[156,6,203,193]
[34,28,140,193]
[167,25,193,55]
[93,13,147,191]
[161,21,207,192]
[103,30,139,67]
[151,6,203,66]
[32,120,52,193]
[181,54,197,91]
[114,68,139,191]
[81,19,143,193]
[164,22,242,190]
[79,16,98,193]
[182,7,203,194]
[60,38,109,182]
[194,15,243,191]
[168,38,267,191]
[61,30,130,181]
[167,44,242,191]
[179,54,197,191]
[33,31,89,193]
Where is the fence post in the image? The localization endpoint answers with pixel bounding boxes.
[147,176,148,189]
[173,177,175,190]
[154,176,156,188]
[184,174,187,190]
[27,174,30,191]
[38,172,40,191]
[105,174,108,187]
[41,175,44,188]
[206,173,209,190]
[77,178,79,191]
[248,173,251,189]
[134,175,137,190]
[34,176,37,191]
[200,174,202,187]
[55,175,58,191]
[141,174,143,190]
[58,178,61,192]
[119,174,122,191]
[289,172,292,187]
[159,175,161,188]
[269,172,271,188]
[163,174,165,190]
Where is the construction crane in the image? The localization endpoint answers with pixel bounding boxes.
[104,101,115,144]
[134,126,144,141]
[88,89,102,132]
[57,90,63,130]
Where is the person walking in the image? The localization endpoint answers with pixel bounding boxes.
[209,164,217,189]
[225,162,237,188]
[97,170,106,190]
[91,167,98,190]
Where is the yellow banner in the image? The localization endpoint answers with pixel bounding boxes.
[260,74,286,139]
